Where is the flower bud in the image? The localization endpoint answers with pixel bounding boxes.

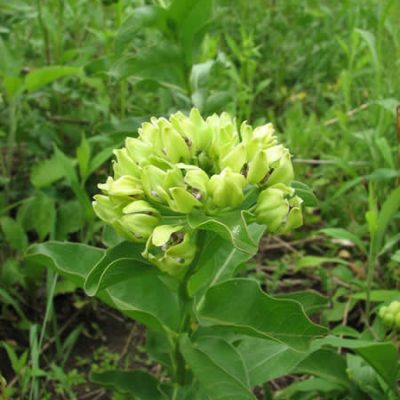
[263,145,294,187]
[219,143,247,173]
[125,137,153,165]
[246,150,269,184]
[143,225,197,276]
[395,313,400,328]
[241,122,276,158]
[254,184,303,233]
[388,300,400,315]
[254,186,290,232]
[208,168,246,208]
[92,194,125,223]
[170,108,212,154]
[141,165,183,203]
[207,113,239,160]
[113,148,140,178]
[167,187,202,213]
[98,176,143,197]
[379,301,400,328]
[119,201,160,242]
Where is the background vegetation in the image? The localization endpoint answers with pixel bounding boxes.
[0,0,399,398]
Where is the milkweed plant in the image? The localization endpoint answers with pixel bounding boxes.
[29,109,329,399]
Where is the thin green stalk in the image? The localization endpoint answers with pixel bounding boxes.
[29,271,59,400]
[35,0,51,64]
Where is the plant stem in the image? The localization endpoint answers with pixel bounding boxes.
[35,0,51,64]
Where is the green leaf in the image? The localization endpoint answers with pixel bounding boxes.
[355,28,379,69]
[76,134,91,182]
[179,0,213,65]
[17,192,56,241]
[88,146,114,176]
[346,354,386,400]
[276,377,344,399]
[30,154,65,188]
[115,6,167,54]
[105,267,181,332]
[54,147,93,218]
[25,66,81,92]
[351,290,400,302]
[320,227,366,254]
[375,186,400,252]
[115,43,186,89]
[187,211,264,255]
[0,216,28,251]
[84,241,148,296]
[188,225,264,297]
[27,241,181,332]
[237,337,306,386]
[275,291,329,314]
[26,242,105,287]
[291,181,318,207]
[180,335,255,400]
[56,201,83,239]
[316,336,399,391]
[295,349,350,388]
[296,256,348,270]
[198,279,327,351]
[91,370,165,400]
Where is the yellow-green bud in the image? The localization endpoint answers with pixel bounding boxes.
[263,145,294,187]
[254,186,290,232]
[92,194,126,223]
[207,113,239,160]
[379,301,400,328]
[98,176,143,197]
[388,300,400,315]
[207,168,246,208]
[395,313,400,328]
[219,143,247,173]
[120,200,160,241]
[255,184,302,233]
[143,225,197,276]
[113,148,140,178]
[125,137,153,165]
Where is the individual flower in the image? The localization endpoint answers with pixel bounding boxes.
[254,184,303,233]
[143,225,197,277]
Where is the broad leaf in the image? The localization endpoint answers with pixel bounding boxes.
[115,43,186,89]
[180,335,255,400]
[30,154,65,188]
[27,242,181,333]
[198,279,327,351]
[91,370,166,400]
[295,349,350,388]
[237,337,306,386]
[84,241,147,296]
[0,216,28,251]
[316,336,399,391]
[188,225,264,297]
[115,6,167,54]
[187,211,264,255]
[275,290,329,314]
[25,66,81,92]
[291,181,318,207]
[26,242,104,286]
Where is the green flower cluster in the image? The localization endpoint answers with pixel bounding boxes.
[93,109,303,276]
[379,300,400,328]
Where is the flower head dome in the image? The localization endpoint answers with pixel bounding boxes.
[93,109,303,276]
